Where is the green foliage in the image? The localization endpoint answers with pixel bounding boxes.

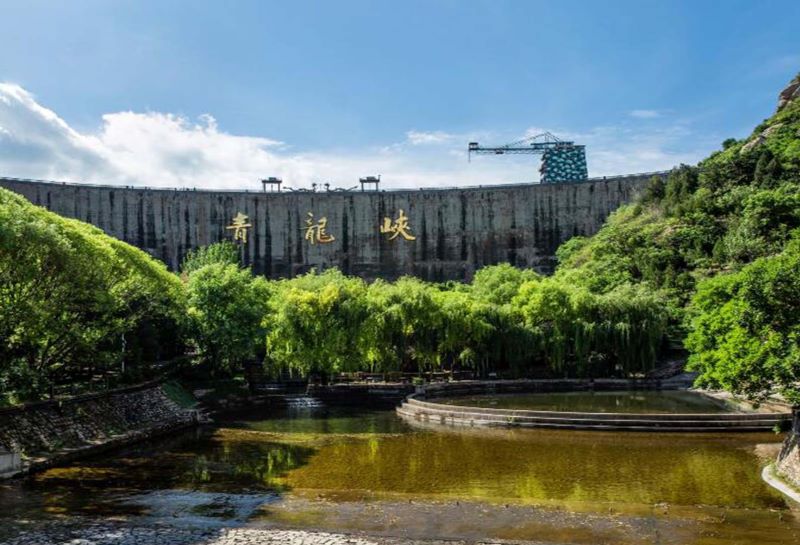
[687,239,800,402]
[264,269,369,376]
[554,81,800,400]
[512,278,666,377]
[181,241,240,274]
[186,262,270,376]
[258,266,667,379]
[470,262,540,305]
[0,188,185,402]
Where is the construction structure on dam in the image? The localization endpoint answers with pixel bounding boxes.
[1,131,671,280]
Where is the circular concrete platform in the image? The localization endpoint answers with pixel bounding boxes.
[397,381,792,432]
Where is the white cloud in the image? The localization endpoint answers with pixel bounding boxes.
[405,130,454,145]
[0,83,705,190]
[629,109,661,119]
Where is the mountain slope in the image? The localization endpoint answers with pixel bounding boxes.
[555,73,800,400]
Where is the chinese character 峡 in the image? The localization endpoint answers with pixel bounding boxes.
[304,212,335,244]
[226,212,252,243]
[380,209,416,241]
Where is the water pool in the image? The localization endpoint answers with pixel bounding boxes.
[0,405,796,545]
[436,390,734,413]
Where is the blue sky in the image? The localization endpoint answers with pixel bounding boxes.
[0,0,798,188]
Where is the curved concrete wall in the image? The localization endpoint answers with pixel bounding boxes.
[0,174,655,280]
[397,381,792,432]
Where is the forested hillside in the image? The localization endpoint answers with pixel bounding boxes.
[556,73,800,401]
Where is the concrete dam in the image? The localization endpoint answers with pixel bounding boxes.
[0,174,660,281]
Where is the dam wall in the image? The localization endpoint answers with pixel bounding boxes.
[0,174,659,280]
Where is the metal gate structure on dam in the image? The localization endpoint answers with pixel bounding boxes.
[0,173,665,281]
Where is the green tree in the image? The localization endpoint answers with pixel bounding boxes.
[470,263,539,305]
[363,277,443,375]
[687,239,800,403]
[186,263,270,376]
[263,269,369,377]
[182,241,240,275]
[0,188,185,402]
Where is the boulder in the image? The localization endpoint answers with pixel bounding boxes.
[740,123,784,155]
[777,74,800,111]
[740,134,766,154]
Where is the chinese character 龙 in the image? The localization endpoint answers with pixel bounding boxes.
[304,212,335,244]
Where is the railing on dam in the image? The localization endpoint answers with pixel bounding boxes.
[0,170,671,195]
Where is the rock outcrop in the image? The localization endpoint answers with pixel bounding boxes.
[740,72,799,155]
[778,73,800,111]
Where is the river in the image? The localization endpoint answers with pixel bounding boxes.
[0,404,797,544]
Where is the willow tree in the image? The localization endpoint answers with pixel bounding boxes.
[434,289,495,374]
[512,277,666,378]
[469,263,540,305]
[362,277,443,375]
[263,269,369,377]
[186,263,270,376]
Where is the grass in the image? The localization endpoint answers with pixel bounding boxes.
[162,380,199,409]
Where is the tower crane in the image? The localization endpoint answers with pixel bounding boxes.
[468,132,588,183]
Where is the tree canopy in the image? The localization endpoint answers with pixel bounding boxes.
[0,187,185,403]
[554,74,800,401]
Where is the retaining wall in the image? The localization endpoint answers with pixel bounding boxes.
[397,380,793,432]
[778,409,800,487]
[0,381,197,478]
[308,383,415,407]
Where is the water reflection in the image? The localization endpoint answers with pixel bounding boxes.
[0,426,315,523]
[219,405,411,435]
[0,405,796,545]
[283,426,784,509]
[438,391,733,413]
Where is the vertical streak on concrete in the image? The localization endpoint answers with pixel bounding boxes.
[0,176,651,280]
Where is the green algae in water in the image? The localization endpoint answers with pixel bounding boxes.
[219,406,411,435]
[438,390,734,413]
[1,406,796,545]
[281,426,785,509]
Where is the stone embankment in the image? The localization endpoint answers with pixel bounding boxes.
[308,383,415,407]
[397,380,792,432]
[0,381,197,478]
[777,408,800,489]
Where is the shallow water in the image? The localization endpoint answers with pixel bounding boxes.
[437,390,733,413]
[1,405,797,544]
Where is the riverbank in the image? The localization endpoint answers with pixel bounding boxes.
[777,409,800,490]
[0,380,198,479]
[2,523,537,545]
